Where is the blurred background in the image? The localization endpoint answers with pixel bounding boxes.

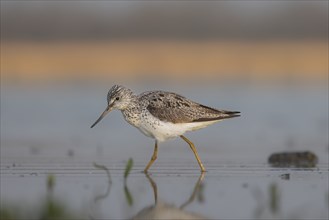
[1,0,328,161]
[1,1,328,219]
[1,1,328,84]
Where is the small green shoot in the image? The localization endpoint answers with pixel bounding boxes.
[124,158,133,180]
[123,158,134,206]
[93,162,112,184]
[47,174,55,192]
[269,183,280,214]
[93,162,112,203]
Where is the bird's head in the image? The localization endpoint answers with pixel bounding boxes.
[91,85,134,128]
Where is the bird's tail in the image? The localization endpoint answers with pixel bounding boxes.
[220,110,241,119]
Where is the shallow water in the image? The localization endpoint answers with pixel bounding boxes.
[1,83,328,219]
[1,161,328,219]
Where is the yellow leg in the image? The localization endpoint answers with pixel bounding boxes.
[144,141,158,173]
[180,135,206,172]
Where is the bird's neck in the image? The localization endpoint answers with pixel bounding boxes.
[121,96,141,128]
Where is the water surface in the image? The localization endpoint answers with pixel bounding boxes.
[1,83,328,219]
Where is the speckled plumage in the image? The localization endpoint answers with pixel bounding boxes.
[91,85,240,172]
[141,91,239,123]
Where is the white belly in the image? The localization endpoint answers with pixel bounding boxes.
[137,114,221,142]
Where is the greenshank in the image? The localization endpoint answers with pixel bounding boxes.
[91,85,240,172]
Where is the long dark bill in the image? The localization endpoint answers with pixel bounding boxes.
[90,105,111,128]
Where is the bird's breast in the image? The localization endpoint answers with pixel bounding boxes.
[121,108,141,128]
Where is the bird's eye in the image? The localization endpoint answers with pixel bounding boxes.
[115,97,120,101]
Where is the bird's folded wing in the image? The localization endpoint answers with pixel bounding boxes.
[143,91,240,124]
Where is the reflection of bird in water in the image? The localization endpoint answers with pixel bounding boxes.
[132,173,207,220]
[91,85,240,172]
